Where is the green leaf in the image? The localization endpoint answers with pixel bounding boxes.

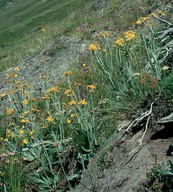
[29,175,47,185]
[67,174,79,181]
[157,169,173,176]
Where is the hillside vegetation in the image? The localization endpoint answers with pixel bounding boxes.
[0,0,93,70]
[0,0,173,191]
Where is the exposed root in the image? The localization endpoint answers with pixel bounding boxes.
[128,102,154,155]
[118,101,154,133]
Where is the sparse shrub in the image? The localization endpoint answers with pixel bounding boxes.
[147,161,173,192]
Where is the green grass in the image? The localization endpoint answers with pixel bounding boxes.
[0,0,93,70]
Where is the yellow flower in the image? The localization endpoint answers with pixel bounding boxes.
[22,100,28,105]
[64,89,72,96]
[46,116,54,122]
[13,74,18,78]
[70,113,76,118]
[6,108,14,115]
[47,86,58,93]
[23,139,28,145]
[157,9,166,16]
[124,30,136,41]
[87,84,96,89]
[87,84,96,92]
[151,13,157,18]
[78,99,87,106]
[64,71,72,75]
[20,119,29,123]
[1,93,6,98]
[88,44,98,51]
[115,38,124,46]
[67,119,72,124]
[136,16,150,24]
[68,100,76,106]
[19,130,24,135]
[14,67,20,72]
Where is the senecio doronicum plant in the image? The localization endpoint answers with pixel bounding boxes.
[0,6,172,191]
[0,62,100,191]
[87,9,169,102]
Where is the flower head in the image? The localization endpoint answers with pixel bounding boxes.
[67,119,72,124]
[46,116,54,122]
[47,86,58,93]
[23,139,28,145]
[115,38,124,46]
[87,84,96,92]
[21,119,29,123]
[14,67,20,72]
[1,93,7,98]
[136,16,150,24]
[88,44,98,51]
[64,71,72,76]
[157,9,166,16]
[19,130,24,135]
[22,100,28,105]
[64,89,72,96]
[6,108,14,115]
[124,30,136,41]
[78,99,87,106]
[70,113,76,118]
[68,100,76,106]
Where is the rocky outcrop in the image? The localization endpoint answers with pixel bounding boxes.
[75,117,173,192]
